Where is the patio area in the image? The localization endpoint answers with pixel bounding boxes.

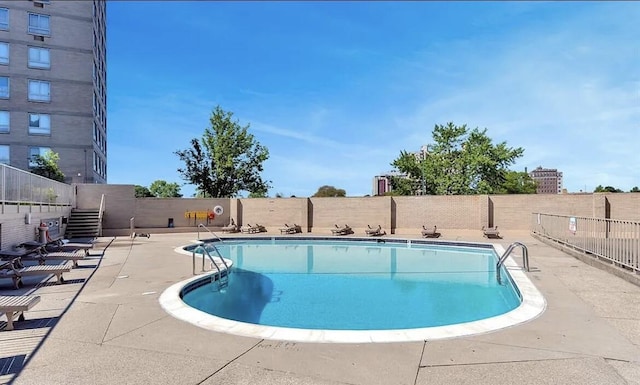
[1,230,639,385]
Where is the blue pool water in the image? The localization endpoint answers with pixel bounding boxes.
[181,240,521,330]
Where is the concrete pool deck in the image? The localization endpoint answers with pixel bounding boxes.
[1,230,639,385]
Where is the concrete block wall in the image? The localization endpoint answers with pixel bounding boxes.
[309,197,391,234]
[135,198,230,229]
[604,193,640,221]
[238,198,309,231]
[393,195,485,232]
[0,205,69,249]
[70,184,640,235]
[76,184,136,230]
[490,194,597,230]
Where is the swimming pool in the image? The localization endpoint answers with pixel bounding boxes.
[160,237,546,343]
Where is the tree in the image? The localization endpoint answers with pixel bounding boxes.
[496,171,537,194]
[389,173,426,196]
[149,180,182,197]
[135,185,153,198]
[30,150,65,182]
[248,189,268,198]
[312,185,346,197]
[175,106,271,198]
[631,186,640,193]
[594,185,623,193]
[390,152,433,195]
[391,123,524,195]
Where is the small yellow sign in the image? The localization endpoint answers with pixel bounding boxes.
[184,210,214,219]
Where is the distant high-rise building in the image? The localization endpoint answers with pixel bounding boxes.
[529,166,563,194]
[373,145,432,196]
[372,172,398,196]
[0,0,107,183]
[413,144,430,161]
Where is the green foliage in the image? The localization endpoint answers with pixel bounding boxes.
[631,186,640,193]
[248,189,268,198]
[391,122,524,195]
[389,173,427,196]
[30,150,65,182]
[594,185,623,193]
[495,171,537,194]
[135,185,153,198]
[149,180,183,197]
[175,106,271,198]
[312,185,346,197]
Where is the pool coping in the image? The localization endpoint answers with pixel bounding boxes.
[159,238,547,343]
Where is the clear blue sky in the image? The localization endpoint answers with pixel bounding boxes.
[106,1,639,197]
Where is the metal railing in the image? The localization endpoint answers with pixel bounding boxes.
[197,223,223,243]
[496,242,529,284]
[0,163,73,209]
[98,194,105,236]
[532,213,639,273]
[192,242,231,290]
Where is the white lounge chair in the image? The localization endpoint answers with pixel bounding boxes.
[0,295,41,331]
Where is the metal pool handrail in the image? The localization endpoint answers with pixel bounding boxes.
[192,243,231,289]
[496,242,529,284]
[197,223,223,243]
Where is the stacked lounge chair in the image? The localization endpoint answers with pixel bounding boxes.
[365,225,386,237]
[482,226,501,239]
[221,219,239,233]
[241,224,267,234]
[279,224,302,234]
[331,224,353,236]
[421,225,440,238]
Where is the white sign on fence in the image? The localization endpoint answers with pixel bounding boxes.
[569,217,577,234]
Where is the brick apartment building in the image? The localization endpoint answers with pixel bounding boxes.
[529,166,563,194]
[0,0,107,183]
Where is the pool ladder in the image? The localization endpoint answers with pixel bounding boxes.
[197,223,224,243]
[193,242,231,290]
[496,242,529,285]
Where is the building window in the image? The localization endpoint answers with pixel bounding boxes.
[28,47,50,69]
[0,42,8,65]
[0,111,9,133]
[28,79,50,102]
[0,111,8,133]
[0,8,8,31]
[0,77,9,98]
[28,13,50,36]
[0,145,9,164]
[28,113,50,135]
[29,146,50,167]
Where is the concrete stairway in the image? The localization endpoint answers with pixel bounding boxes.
[64,208,101,238]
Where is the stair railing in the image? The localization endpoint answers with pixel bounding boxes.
[98,194,105,236]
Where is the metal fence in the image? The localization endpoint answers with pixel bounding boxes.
[531,213,639,274]
[0,163,73,206]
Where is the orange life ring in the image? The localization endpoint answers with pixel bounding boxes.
[208,212,215,220]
